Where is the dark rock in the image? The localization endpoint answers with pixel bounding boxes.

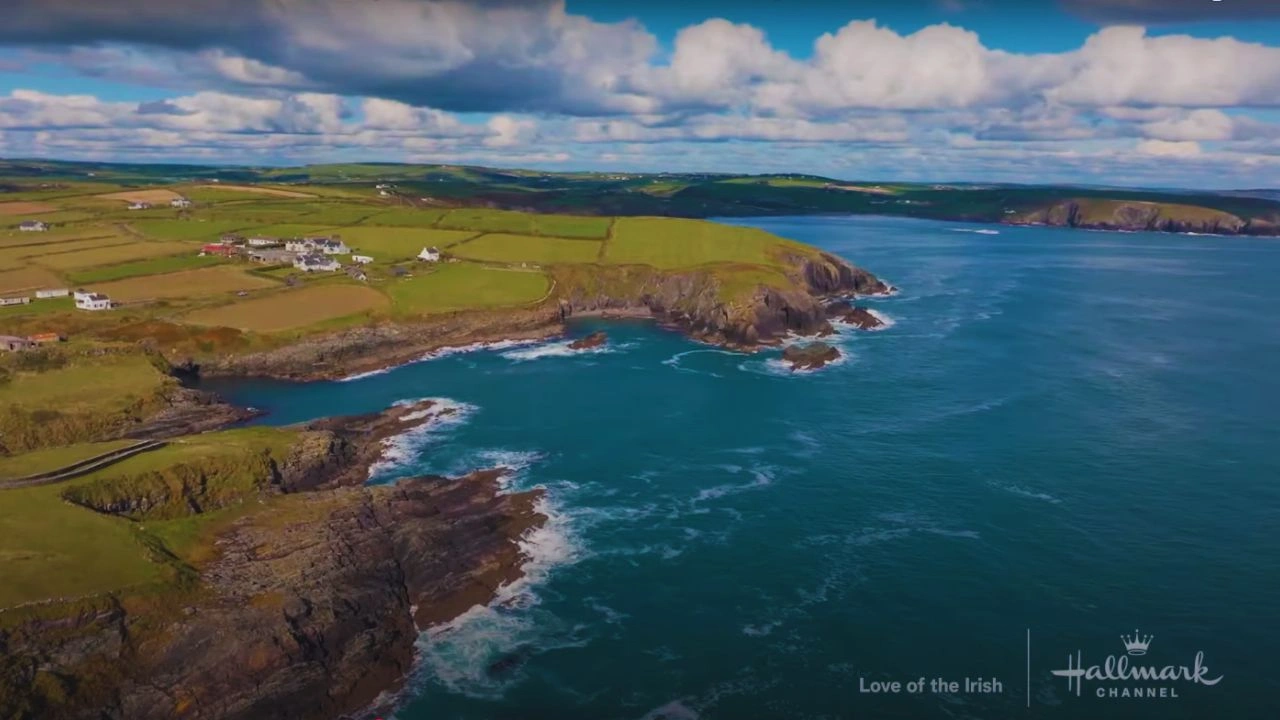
[568,331,607,350]
[825,301,885,330]
[782,342,841,371]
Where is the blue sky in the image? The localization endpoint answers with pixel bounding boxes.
[0,0,1278,188]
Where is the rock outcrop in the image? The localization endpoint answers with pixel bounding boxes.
[825,301,885,330]
[0,402,546,720]
[568,331,607,350]
[1006,199,1280,235]
[782,342,841,371]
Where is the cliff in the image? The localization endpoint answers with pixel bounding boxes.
[0,402,546,720]
[1006,198,1280,235]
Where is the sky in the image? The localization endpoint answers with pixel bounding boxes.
[0,0,1279,188]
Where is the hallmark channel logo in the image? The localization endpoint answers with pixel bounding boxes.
[1050,629,1223,699]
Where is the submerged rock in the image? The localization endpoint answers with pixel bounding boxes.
[825,301,885,330]
[782,342,841,371]
[568,331,607,350]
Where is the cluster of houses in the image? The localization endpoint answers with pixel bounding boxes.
[18,220,49,232]
[197,232,443,280]
[0,287,112,314]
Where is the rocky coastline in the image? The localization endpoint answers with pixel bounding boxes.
[0,400,547,720]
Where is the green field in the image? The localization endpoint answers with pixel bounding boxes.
[386,263,549,314]
[335,226,476,260]
[438,208,537,234]
[0,353,170,417]
[67,254,226,284]
[450,233,603,264]
[361,208,450,227]
[183,284,389,332]
[130,219,253,241]
[238,223,342,239]
[605,217,793,269]
[0,440,136,479]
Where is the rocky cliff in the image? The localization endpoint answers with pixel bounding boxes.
[0,402,546,720]
[1007,199,1280,235]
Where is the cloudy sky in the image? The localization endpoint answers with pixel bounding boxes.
[1,0,1279,188]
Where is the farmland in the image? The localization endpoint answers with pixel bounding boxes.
[35,241,192,270]
[605,217,799,269]
[451,233,603,264]
[96,188,183,204]
[0,266,64,295]
[0,201,57,215]
[385,262,549,314]
[183,284,389,332]
[67,253,226,284]
[91,266,278,303]
[335,226,476,259]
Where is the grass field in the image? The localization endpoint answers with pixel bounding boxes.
[0,237,135,269]
[96,189,183,204]
[238,223,342,239]
[194,184,314,198]
[439,208,537,234]
[295,203,383,225]
[0,201,58,216]
[0,266,65,295]
[386,262,549,314]
[361,208,450,227]
[450,233,602,264]
[184,284,389,332]
[91,266,278,303]
[34,241,193,271]
[336,226,476,259]
[0,353,170,416]
[0,440,136,479]
[130,219,253,241]
[530,214,612,239]
[0,480,164,608]
[67,254,226,284]
[0,227,117,246]
[0,296,72,318]
[605,217,791,269]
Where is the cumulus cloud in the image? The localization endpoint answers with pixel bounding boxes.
[1136,138,1203,156]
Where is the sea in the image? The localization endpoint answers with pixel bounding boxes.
[207,216,1280,720]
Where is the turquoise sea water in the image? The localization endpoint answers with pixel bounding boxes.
[208,216,1280,720]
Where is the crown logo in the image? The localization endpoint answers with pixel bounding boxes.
[1121,629,1153,656]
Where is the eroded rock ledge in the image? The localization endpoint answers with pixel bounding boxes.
[0,401,545,720]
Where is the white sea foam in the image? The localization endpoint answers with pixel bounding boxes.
[742,620,783,637]
[993,483,1063,504]
[866,308,896,330]
[414,493,586,700]
[640,701,701,720]
[335,339,543,381]
[739,349,849,377]
[367,398,478,480]
[949,227,1001,235]
[693,466,775,502]
[500,339,632,362]
[661,348,739,377]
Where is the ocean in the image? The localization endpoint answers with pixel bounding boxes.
[207,216,1280,720]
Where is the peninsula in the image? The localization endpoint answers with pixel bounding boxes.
[0,171,890,719]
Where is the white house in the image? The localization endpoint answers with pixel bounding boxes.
[35,288,69,299]
[284,239,312,253]
[247,236,280,248]
[170,197,193,209]
[310,237,349,255]
[0,297,30,307]
[18,220,48,232]
[75,292,112,311]
[378,190,392,197]
[127,202,151,211]
[293,254,341,273]
[418,247,441,262]
[352,255,374,265]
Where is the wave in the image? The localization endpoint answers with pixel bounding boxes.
[661,349,740,377]
[949,227,1001,235]
[738,351,849,377]
[367,398,478,481]
[336,340,543,381]
[693,466,775,502]
[992,483,1063,504]
[500,340,632,362]
[414,493,586,700]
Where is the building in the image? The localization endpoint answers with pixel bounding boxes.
[18,220,48,232]
[220,234,245,244]
[170,197,193,209]
[378,189,392,197]
[74,292,112,311]
[310,237,350,255]
[247,236,280,248]
[0,297,31,307]
[127,202,151,210]
[293,254,341,273]
[345,266,368,282]
[418,246,441,262]
[201,243,240,258]
[35,288,69,299]
[0,335,34,352]
[351,255,374,265]
[249,248,295,265]
[27,332,64,344]
[284,238,312,253]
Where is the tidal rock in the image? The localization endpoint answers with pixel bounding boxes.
[782,342,841,371]
[568,331,607,350]
[825,301,885,330]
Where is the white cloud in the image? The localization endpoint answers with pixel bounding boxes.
[1140,109,1234,141]
[1136,139,1203,156]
